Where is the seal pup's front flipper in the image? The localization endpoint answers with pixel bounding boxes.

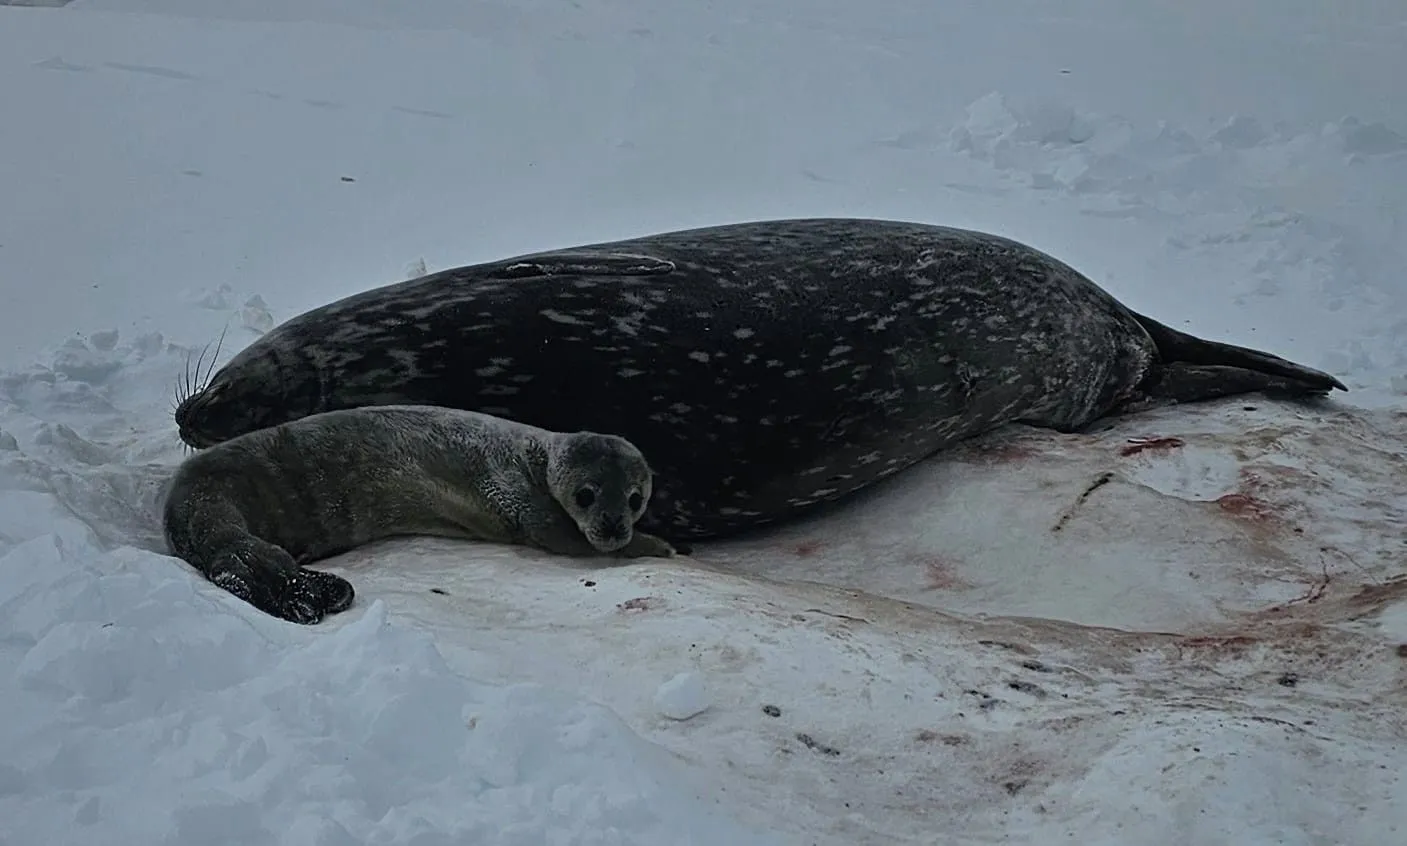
[1129,310,1347,397]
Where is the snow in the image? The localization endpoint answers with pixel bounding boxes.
[1,0,1405,843]
[653,673,710,722]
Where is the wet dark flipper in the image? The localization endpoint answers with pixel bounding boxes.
[205,539,355,624]
[1133,362,1336,409]
[284,568,356,620]
[1130,310,1347,394]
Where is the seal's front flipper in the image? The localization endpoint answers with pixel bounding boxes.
[1133,362,1337,409]
[616,531,678,559]
[279,568,356,623]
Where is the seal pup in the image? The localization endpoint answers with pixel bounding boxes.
[172,218,1346,542]
[162,405,675,624]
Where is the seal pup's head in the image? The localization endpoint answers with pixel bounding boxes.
[547,432,654,553]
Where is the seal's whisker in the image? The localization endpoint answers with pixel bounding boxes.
[176,353,192,408]
[196,324,229,396]
[191,340,211,400]
[174,322,232,421]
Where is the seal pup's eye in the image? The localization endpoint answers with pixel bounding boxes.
[574,487,596,509]
[628,491,643,512]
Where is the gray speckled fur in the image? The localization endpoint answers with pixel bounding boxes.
[175,218,1346,542]
[163,405,672,624]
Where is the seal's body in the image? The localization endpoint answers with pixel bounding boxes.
[163,405,672,623]
[174,218,1344,542]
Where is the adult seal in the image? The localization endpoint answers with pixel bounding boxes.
[173,218,1346,542]
[163,405,675,624]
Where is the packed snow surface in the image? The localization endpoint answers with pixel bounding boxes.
[1,1,1405,844]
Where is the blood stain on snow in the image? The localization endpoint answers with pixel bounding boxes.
[1215,492,1275,520]
[958,437,1043,465]
[1346,576,1407,610]
[1174,634,1260,657]
[792,539,825,557]
[1216,464,1316,527]
[911,552,972,591]
[1119,435,1186,457]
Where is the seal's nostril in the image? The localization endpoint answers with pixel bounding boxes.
[599,517,627,540]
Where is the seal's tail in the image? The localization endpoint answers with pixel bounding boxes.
[1129,310,1347,404]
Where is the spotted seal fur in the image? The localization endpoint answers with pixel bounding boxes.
[163,404,674,624]
[173,218,1346,543]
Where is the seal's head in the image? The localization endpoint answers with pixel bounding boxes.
[173,342,323,449]
[548,433,654,553]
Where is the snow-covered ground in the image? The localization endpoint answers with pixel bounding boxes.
[2,1,1405,844]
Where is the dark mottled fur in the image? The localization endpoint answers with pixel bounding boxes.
[175,218,1346,542]
[163,405,672,623]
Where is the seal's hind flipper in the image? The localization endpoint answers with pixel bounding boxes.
[1130,310,1347,395]
[1137,363,1336,408]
